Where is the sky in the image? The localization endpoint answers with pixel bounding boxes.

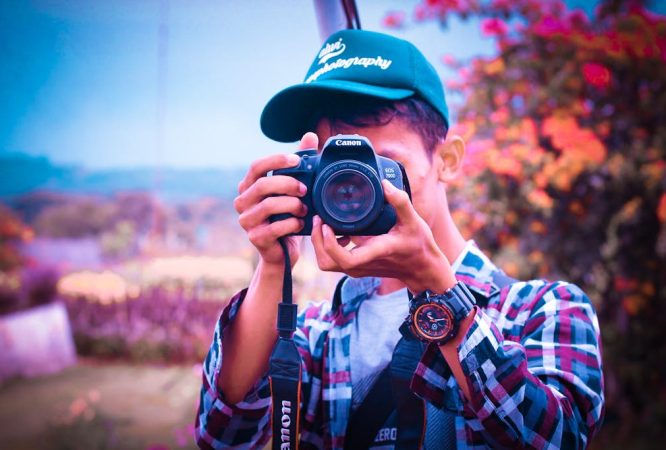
[0,0,635,170]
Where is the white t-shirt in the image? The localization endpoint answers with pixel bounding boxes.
[349,286,408,449]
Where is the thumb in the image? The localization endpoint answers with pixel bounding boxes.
[299,132,319,151]
[382,179,416,225]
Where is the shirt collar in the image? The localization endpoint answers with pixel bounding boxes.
[338,276,381,316]
[453,240,502,300]
[336,241,502,315]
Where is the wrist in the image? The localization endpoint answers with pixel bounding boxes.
[257,258,287,276]
[409,249,456,294]
[250,259,286,294]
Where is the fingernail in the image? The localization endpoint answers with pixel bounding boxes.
[288,154,300,165]
[299,183,307,195]
[313,215,320,226]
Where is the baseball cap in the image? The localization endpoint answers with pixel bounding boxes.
[260,29,449,143]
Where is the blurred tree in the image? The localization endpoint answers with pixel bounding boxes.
[33,199,118,238]
[9,191,70,224]
[0,205,33,314]
[31,192,164,242]
[114,192,160,235]
[388,0,666,447]
[0,204,33,272]
[100,220,137,260]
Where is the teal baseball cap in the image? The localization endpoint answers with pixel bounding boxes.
[260,29,449,143]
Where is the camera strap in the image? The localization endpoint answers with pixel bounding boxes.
[269,238,301,450]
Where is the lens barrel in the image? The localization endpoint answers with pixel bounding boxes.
[313,159,383,234]
[321,169,376,223]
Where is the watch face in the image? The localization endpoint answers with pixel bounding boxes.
[413,303,454,341]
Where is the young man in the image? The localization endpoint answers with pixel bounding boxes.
[196,30,604,449]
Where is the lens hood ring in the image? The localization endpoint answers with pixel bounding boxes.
[313,160,384,234]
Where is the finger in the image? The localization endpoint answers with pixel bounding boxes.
[234,175,307,213]
[382,180,417,226]
[247,217,304,249]
[238,154,301,194]
[320,223,358,270]
[323,223,394,270]
[311,215,338,271]
[298,132,319,151]
[238,196,307,230]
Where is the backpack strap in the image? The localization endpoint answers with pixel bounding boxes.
[344,366,393,449]
[344,337,427,450]
[331,275,348,313]
[391,337,427,450]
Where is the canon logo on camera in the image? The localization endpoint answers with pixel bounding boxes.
[335,139,362,146]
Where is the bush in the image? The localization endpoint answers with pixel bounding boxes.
[390,0,666,446]
[64,288,226,364]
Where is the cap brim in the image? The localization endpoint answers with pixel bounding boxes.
[260,80,414,143]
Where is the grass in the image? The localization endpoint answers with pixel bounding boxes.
[0,360,201,450]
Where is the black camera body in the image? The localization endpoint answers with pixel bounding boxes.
[271,134,408,235]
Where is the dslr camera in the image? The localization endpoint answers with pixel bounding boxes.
[271,134,409,235]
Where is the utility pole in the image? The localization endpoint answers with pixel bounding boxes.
[149,0,169,249]
[312,0,361,43]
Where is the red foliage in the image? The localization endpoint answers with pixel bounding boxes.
[401,1,666,446]
[582,62,611,89]
[658,193,666,223]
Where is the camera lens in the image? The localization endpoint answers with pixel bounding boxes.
[321,169,376,223]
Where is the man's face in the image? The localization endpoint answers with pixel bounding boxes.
[315,117,445,228]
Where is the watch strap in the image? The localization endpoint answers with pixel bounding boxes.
[440,282,475,321]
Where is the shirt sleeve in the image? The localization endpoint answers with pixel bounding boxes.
[194,289,272,449]
[195,289,328,449]
[411,281,605,449]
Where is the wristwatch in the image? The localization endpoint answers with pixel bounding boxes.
[406,282,476,345]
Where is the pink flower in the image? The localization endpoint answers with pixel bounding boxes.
[426,0,461,10]
[421,0,465,15]
[532,15,569,37]
[382,11,406,29]
[582,62,611,89]
[414,4,430,21]
[490,0,512,10]
[441,54,457,66]
[481,17,509,37]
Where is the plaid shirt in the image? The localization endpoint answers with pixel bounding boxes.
[196,244,604,449]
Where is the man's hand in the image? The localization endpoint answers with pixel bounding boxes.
[311,179,457,294]
[220,133,319,405]
[234,133,318,268]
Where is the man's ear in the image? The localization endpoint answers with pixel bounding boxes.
[435,135,466,182]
